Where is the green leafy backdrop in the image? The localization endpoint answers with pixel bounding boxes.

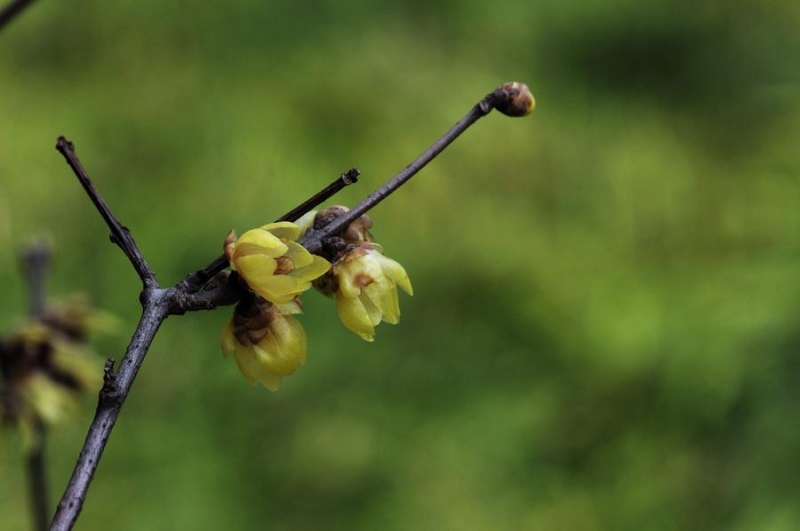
[1,1,798,529]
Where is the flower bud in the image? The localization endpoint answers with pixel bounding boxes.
[314,206,373,245]
[495,82,535,117]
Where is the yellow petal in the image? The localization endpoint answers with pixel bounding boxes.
[370,251,413,295]
[292,254,331,282]
[258,372,282,392]
[261,221,301,241]
[284,241,314,269]
[336,294,375,341]
[278,299,304,315]
[335,253,381,299]
[220,321,238,357]
[257,315,307,375]
[256,275,310,304]
[294,210,317,236]
[285,316,308,365]
[360,287,385,327]
[252,343,294,376]
[236,229,287,257]
[235,254,277,284]
[232,345,260,385]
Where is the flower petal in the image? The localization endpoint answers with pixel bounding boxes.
[256,275,311,304]
[284,241,314,269]
[232,346,259,386]
[294,210,317,237]
[370,251,413,295]
[278,299,304,315]
[258,372,282,392]
[336,294,375,341]
[261,221,301,241]
[236,229,287,257]
[292,254,331,282]
[235,254,277,284]
[220,321,238,357]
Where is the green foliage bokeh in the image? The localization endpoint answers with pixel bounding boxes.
[1,1,799,529]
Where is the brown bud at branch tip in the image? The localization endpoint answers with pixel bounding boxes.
[494,82,535,117]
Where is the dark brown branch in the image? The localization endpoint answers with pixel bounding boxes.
[301,82,533,254]
[51,81,531,531]
[21,241,52,531]
[55,137,156,286]
[178,168,359,293]
[0,0,38,31]
[50,294,170,531]
[278,168,360,224]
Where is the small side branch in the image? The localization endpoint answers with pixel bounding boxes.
[178,168,359,293]
[0,0,38,31]
[55,137,156,286]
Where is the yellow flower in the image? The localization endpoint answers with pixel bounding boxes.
[220,299,307,391]
[328,246,412,341]
[225,221,331,304]
[1,320,102,448]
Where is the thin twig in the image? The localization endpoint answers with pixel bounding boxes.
[50,82,531,530]
[178,168,359,293]
[301,83,532,254]
[21,241,52,531]
[55,137,156,286]
[50,151,357,530]
[0,0,38,31]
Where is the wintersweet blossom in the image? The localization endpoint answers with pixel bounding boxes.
[220,299,307,391]
[325,245,413,341]
[1,309,104,448]
[224,221,330,304]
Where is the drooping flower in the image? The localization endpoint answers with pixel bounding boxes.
[220,298,307,391]
[224,221,330,305]
[308,206,412,341]
[318,244,412,342]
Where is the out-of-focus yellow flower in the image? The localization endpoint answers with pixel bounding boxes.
[1,319,103,449]
[326,246,413,342]
[224,221,330,304]
[220,299,307,391]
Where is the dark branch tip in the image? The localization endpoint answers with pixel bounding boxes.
[342,168,360,185]
[493,82,536,118]
[56,136,73,151]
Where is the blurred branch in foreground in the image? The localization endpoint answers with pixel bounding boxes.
[0,0,38,32]
[21,240,52,531]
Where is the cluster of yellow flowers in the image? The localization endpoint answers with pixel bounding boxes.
[1,297,114,447]
[220,207,412,391]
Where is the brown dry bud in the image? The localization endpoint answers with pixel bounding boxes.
[314,206,373,244]
[223,230,236,262]
[494,82,535,117]
[231,298,274,346]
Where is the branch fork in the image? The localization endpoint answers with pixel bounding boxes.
[49,81,533,530]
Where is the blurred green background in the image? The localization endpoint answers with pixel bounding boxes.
[1,0,799,529]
